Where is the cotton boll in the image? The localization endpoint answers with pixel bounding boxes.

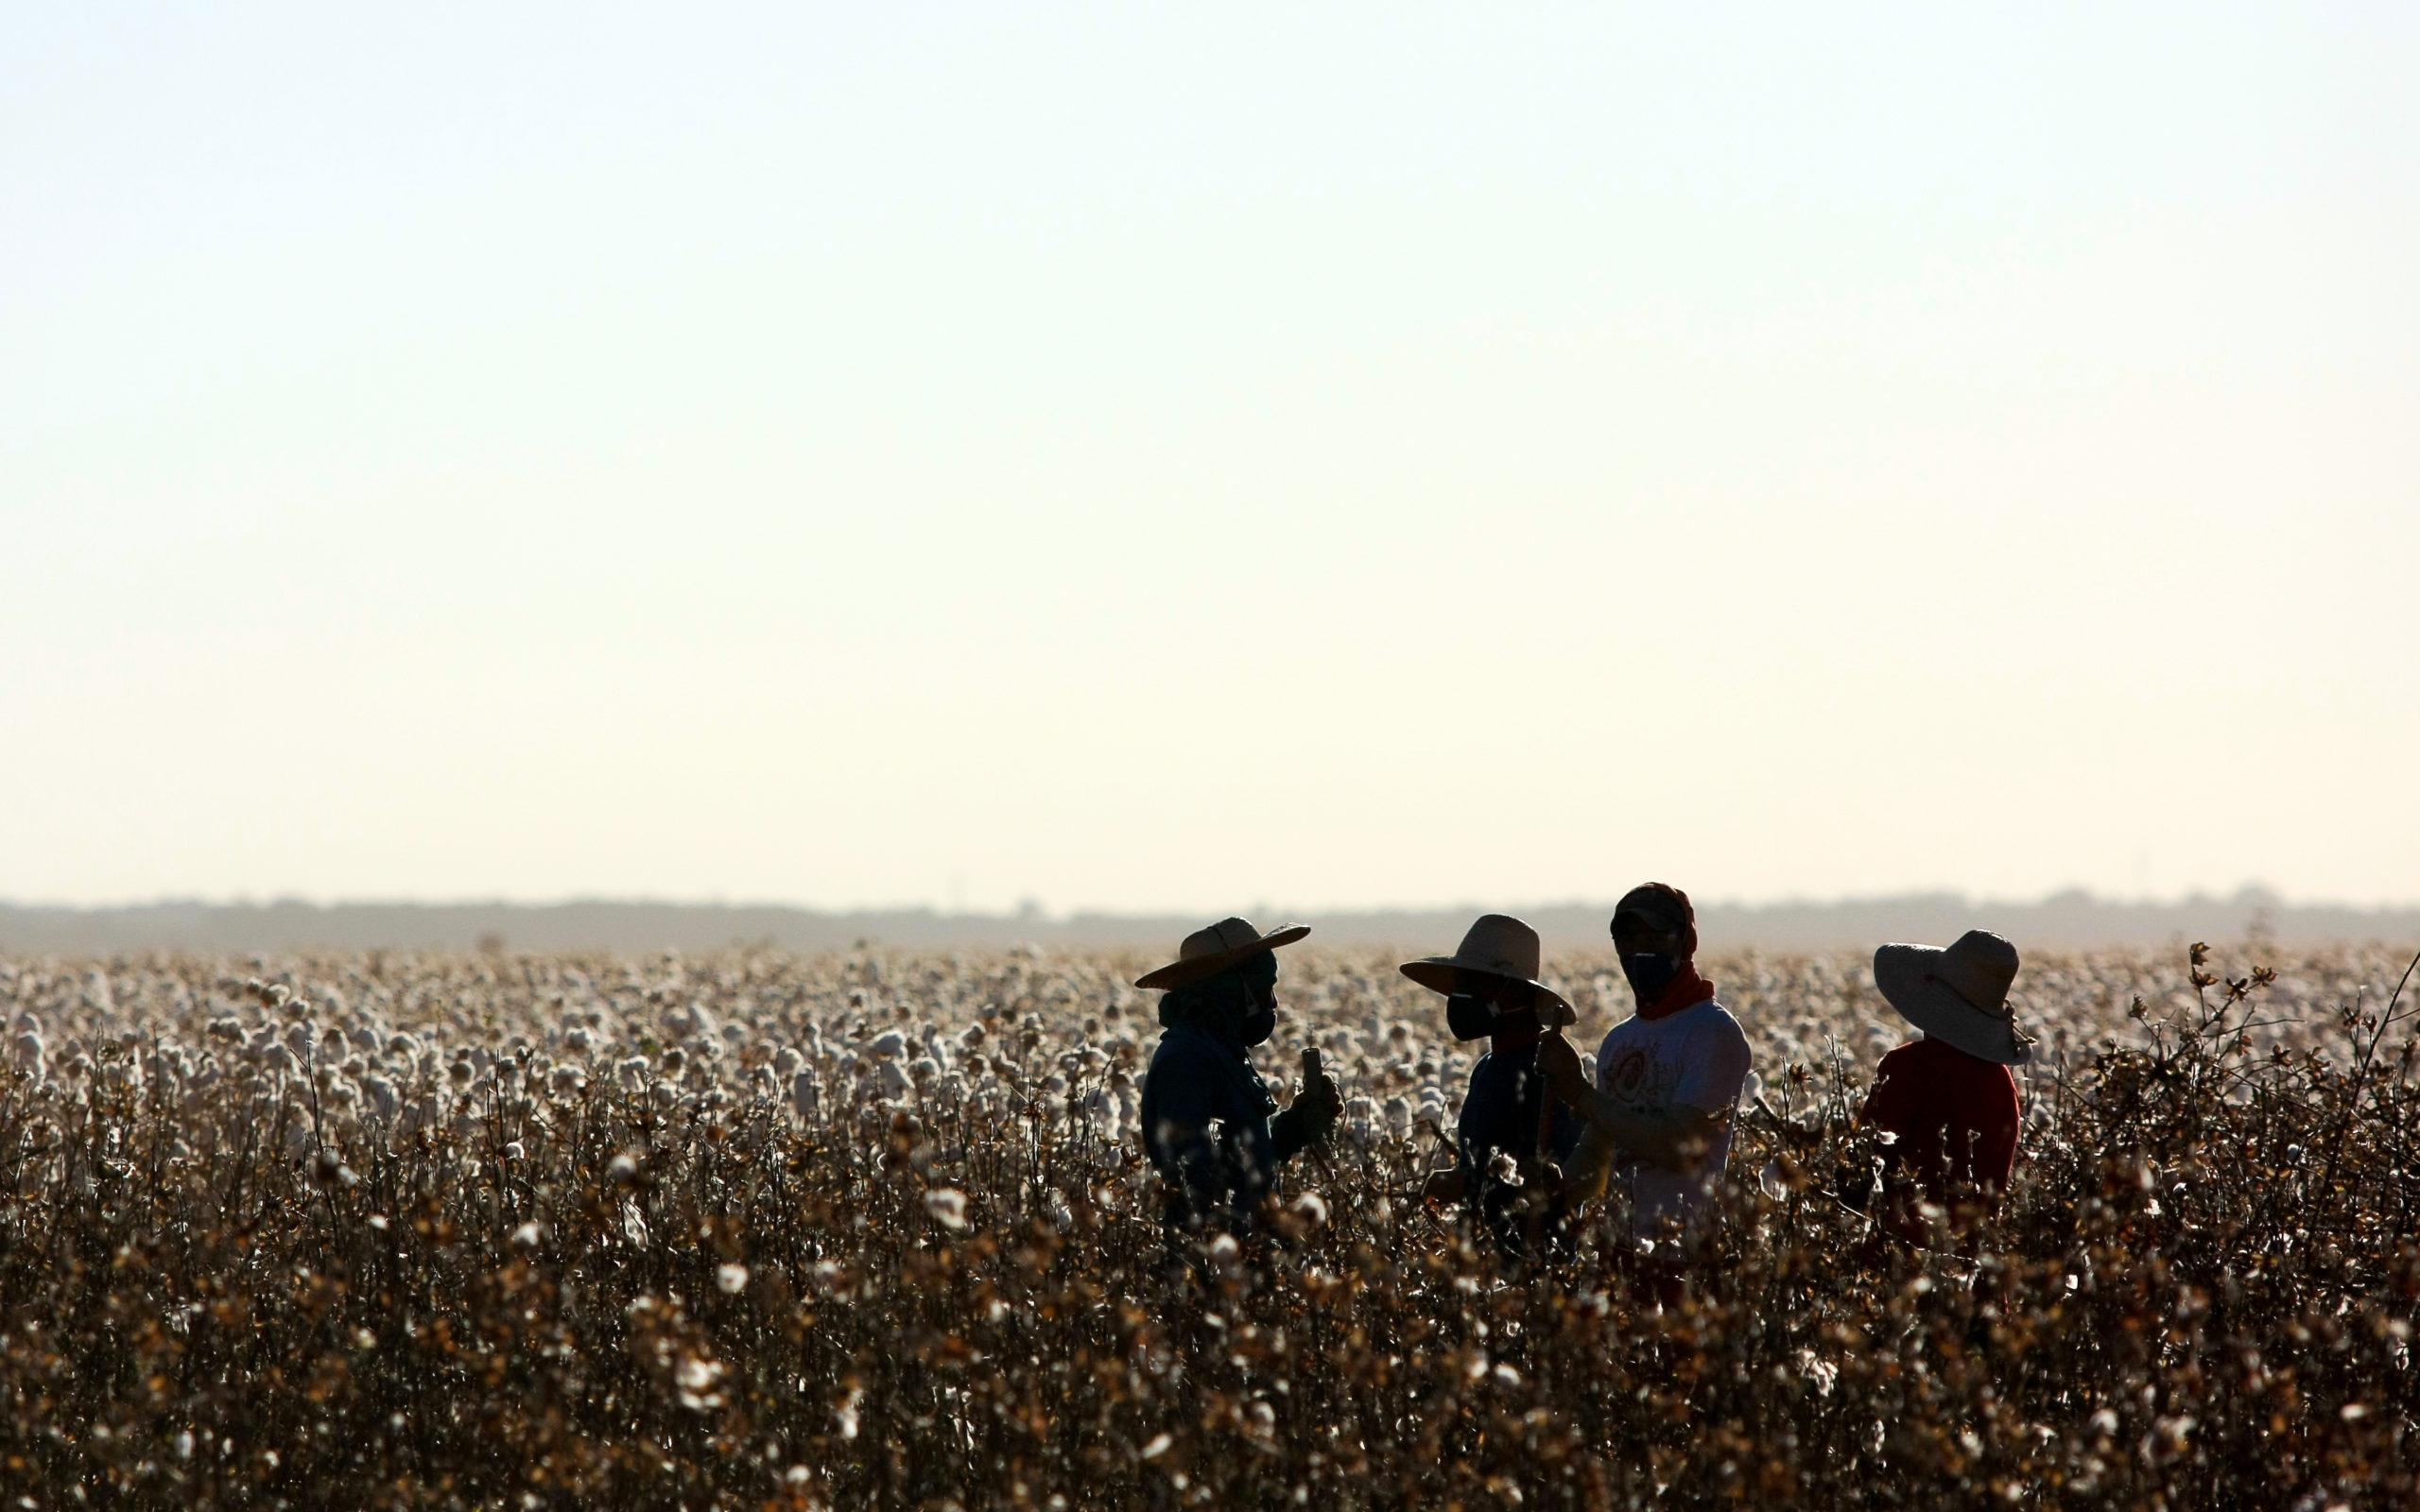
[879,1059,913,1100]
[870,1031,908,1060]
[361,1074,399,1124]
[772,1047,803,1078]
[923,1187,968,1230]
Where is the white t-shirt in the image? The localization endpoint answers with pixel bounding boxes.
[1593,999,1753,1238]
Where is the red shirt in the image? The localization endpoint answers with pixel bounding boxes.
[1859,1037,2021,1207]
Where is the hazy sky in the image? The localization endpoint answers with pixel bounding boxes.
[5,4,2415,915]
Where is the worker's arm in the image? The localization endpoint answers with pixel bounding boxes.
[1536,1035,1729,1176]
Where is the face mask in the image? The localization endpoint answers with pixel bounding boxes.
[1445,992,1493,1042]
[1239,998,1276,1047]
[1622,951,1682,1001]
[1237,951,1280,1046]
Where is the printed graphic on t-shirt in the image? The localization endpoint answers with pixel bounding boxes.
[1604,1046,1651,1104]
[1591,1000,1754,1237]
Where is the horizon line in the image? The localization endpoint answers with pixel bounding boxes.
[8,884,2420,919]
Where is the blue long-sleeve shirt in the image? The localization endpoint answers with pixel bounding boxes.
[1139,1025,1315,1233]
[1457,1040,1586,1258]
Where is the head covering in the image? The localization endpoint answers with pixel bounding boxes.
[1873,930,2035,1066]
[1135,917,1309,991]
[1611,883,1698,957]
[1399,915,1574,1026]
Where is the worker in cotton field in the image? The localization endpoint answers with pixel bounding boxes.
[1136,918,1342,1241]
[1400,914,1589,1261]
[1855,930,2031,1246]
[1540,884,1753,1261]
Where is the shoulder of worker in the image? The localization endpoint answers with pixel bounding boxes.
[1146,1024,1249,1078]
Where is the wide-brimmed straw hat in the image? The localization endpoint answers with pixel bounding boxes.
[1399,914,1574,1026]
[1874,930,2035,1066]
[1135,917,1310,991]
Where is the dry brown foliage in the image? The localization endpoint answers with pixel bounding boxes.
[1,941,2413,1509]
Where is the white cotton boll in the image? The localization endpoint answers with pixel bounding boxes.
[1740,1070,1763,1105]
[716,1263,749,1295]
[772,1047,803,1078]
[870,1031,908,1060]
[1384,1095,1413,1141]
[551,1064,586,1093]
[262,1045,299,1078]
[615,1057,649,1090]
[562,1026,594,1056]
[1082,1087,1119,1141]
[908,1057,940,1088]
[791,1073,821,1123]
[362,1074,399,1123]
[879,1059,913,1100]
[1760,1160,1789,1202]
[924,1188,968,1230]
[1290,1192,1329,1228]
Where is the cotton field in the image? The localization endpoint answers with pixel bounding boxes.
[0,941,2413,1509]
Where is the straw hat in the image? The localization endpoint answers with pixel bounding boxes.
[1134,917,1310,991]
[1873,930,2035,1066]
[1398,914,1574,1026]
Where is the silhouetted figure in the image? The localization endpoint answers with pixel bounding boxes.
[1137,918,1341,1240]
[1858,930,2031,1246]
[1402,914,1585,1261]
[1542,884,1752,1255]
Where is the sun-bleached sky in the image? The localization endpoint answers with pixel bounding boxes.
[4,3,2414,915]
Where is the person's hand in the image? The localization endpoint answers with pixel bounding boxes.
[1535,1032,1588,1101]
[1296,1069,1342,1141]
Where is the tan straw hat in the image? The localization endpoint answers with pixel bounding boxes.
[1134,916,1311,991]
[1399,914,1574,1025]
[1873,930,2036,1066]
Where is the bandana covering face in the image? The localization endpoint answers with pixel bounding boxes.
[1636,960,1717,1021]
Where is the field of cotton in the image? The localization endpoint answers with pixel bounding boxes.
[1,941,2413,1509]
